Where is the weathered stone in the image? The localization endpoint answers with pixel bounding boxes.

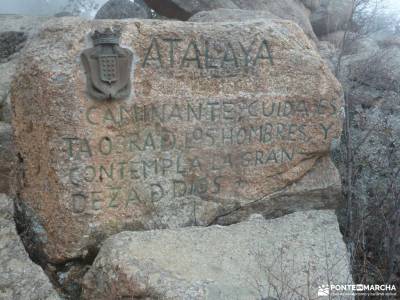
[0,15,49,121]
[310,0,353,36]
[320,30,346,49]
[0,31,27,62]
[215,156,342,224]
[333,34,400,287]
[95,0,152,20]
[344,47,400,93]
[318,40,339,72]
[11,17,342,262]
[189,8,318,42]
[0,122,13,194]
[82,210,352,300]
[0,15,49,33]
[146,0,316,43]
[0,194,61,300]
[54,12,74,18]
[0,60,18,122]
[145,0,237,20]
[301,0,321,11]
[189,8,276,23]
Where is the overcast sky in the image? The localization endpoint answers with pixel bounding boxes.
[0,0,399,16]
[0,0,108,16]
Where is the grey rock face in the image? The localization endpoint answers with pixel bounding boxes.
[95,0,152,19]
[318,40,339,72]
[334,35,400,285]
[0,194,60,300]
[0,60,17,122]
[189,7,318,42]
[11,17,342,262]
[0,31,27,62]
[82,210,352,300]
[0,15,49,121]
[0,122,13,194]
[310,0,353,36]
[145,0,237,20]
[301,0,321,11]
[148,0,316,43]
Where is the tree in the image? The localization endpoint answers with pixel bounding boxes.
[63,0,100,16]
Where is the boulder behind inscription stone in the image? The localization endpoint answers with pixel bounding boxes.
[95,0,152,19]
[0,31,27,62]
[11,17,342,262]
[82,210,352,300]
[189,8,318,42]
[310,0,353,37]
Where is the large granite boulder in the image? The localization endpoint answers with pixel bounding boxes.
[11,17,342,262]
[95,0,152,20]
[0,15,49,122]
[0,194,60,300]
[301,0,321,11]
[146,0,316,43]
[333,34,400,286]
[82,210,352,299]
[0,31,27,62]
[0,122,13,194]
[189,8,318,42]
[144,0,237,20]
[310,0,353,37]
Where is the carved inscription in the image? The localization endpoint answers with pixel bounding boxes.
[52,34,341,214]
[142,38,273,69]
[62,96,338,213]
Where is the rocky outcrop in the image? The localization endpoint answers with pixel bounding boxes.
[82,210,352,300]
[301,0,321,11]
[147,0,317,41]
[144,0,237,20]
[0,122,13,194]
[0,194,60,300]
[95,0,152,19]
[0,31,27,62]
[11,17,342,262]
[0,15,49,122]
[333,31,400,285]
[189,8,318,42]
[310,0,353,37]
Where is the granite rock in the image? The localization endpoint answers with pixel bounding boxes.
[11,17,342,262]
[95,0,152,20]
[82,210,352,300]
[310,0,353,36]
[0,122,13,194]
[0,194,60,300]
[189,7,318,42]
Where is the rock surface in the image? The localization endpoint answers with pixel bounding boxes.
[11,17,342,262]
[310,0,353,37]
[0,122,13,194]
[0,15,49,121]
[333,32,400,286]
[189,7,318,42]
[146,0,316,42]
[0,31,27,62]
[0,194,60,300]
[82,210,352,300]
[95,0,152,20]
[301,0,321,11]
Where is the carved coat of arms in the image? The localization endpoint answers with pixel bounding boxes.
[81,28,133,100]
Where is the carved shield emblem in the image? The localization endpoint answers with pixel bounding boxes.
[99,55,119,84]
[81,28,133,100]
